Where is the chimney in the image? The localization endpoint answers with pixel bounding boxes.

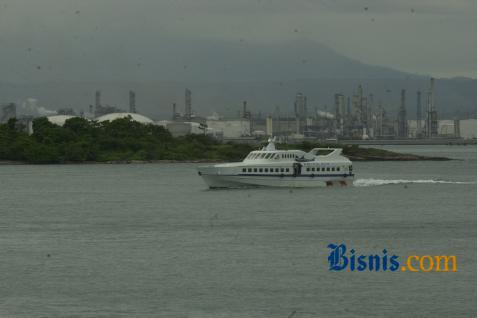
[129,90,136,113]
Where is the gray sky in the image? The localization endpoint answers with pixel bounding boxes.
[1,0,476,82]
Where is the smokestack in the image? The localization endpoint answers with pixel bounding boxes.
[172,103,177,120]
[397,89,407,138]
[416,91,422,135]
[454,119,461,138]
[266,116,273,137]
[129,90,136,113]
[185,88,192,120]
[426,78,438,137]
[401,89,406,110]
[95,91,101,113]
[430,78,435,111]
[243,101,247,118]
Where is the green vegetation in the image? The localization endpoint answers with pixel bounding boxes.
[0,117,254,163]
[0,117,448,164]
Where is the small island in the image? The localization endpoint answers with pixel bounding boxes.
[0,117,450,164]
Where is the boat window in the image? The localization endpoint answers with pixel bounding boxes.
[242,168,246,172]
[332,167,335,171]
[259,168,263,172]
[254,168,257,172]
[327,167,330,171]
[306,167,310,172]
[322,167,325,171]
[312,167,315,172]
[248,168,252,172]
[275,168,279,172]
[264,168,268,172]
[337,167,340,172]
[286,168,289,172]
[280,168,284,172]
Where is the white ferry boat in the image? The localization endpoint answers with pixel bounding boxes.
[197,138,354,188]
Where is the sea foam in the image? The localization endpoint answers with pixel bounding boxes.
[354,178,476,187]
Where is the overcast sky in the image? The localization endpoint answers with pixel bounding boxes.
[1,0,476,82]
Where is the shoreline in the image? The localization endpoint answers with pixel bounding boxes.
[0,155,452,165]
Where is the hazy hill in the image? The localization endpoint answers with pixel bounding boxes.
[1,39,476,119]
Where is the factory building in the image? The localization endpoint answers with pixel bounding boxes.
[406,120,462,139]
[460,119,477,139]
[206,118,251,139]
[157,121,207,137]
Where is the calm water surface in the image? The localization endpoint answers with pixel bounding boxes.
[0,145,476,317]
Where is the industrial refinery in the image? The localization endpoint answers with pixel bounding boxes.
[1,77,477,142]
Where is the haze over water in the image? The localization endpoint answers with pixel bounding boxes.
[1,145,476,317]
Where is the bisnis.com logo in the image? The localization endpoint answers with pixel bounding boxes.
[327,243,456,272]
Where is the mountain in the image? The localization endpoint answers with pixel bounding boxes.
[1,39,476,119]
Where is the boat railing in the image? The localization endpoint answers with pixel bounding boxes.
[308,148,343,157]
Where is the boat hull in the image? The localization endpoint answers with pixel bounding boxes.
[199,173,353,188]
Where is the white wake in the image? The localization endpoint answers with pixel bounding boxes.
[354,178,477,187]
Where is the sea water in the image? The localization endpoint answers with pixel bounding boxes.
[0,145,476,317]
